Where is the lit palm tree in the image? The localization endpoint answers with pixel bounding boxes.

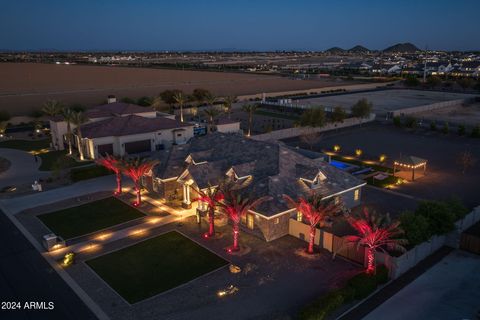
[203,107,221,133]
[42,99,63,147]
[242,104,258,137]
[217,185,270,252]
[62,108,75,155]
[96,154,124,195]
[343,208,407,274]
[151,96,168,112]
[173,92,187,122]
[205,92,216,108]
[122,157,159,206]
[71,111,88,161]
[223,95,236,119]
[192,184,225,238]
[284,193,342,254]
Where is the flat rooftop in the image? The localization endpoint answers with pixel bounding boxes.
[297,89,475,115]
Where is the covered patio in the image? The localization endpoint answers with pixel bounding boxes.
[393,155,427,181]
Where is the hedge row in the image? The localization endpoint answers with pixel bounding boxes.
[299,265,389,320]
[400,198,469,246]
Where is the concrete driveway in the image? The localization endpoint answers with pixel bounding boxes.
[0,148,50,189]
[363,250,480,320]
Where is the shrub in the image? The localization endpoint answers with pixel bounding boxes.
[298,109,326,127]
[444,197,469,220]
[70,165,112,182]
[441,122,449,134]
[430,121,437,131]
[415,201,456,235]
[404,116,417,128]
[351,98,372,119]
[458,124,466,136]
[400,211,431,246]
[393,116,402,127]
[348,272,378,300]
[471,125,480,138]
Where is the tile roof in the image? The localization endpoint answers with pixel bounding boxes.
[79,115,192,138]
[52,102,153,122]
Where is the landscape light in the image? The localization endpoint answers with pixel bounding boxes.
[355,149,363,157]
[379,154,387,162]
[333,145,341,152]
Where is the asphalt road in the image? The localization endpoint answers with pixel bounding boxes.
[0,211,97,320]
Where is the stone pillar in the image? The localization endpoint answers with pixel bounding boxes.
[182,184,192,209]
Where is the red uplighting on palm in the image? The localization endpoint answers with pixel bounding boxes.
[284,193,341,254]
[192,186,224,238]
[218,186,270,252]
[96,154,123,195]
[122,157,159,206]
[345,208,407,274]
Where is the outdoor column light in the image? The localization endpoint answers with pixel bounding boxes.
[355,149,363,157]
[379,154,387,163]
[333,145,341,152]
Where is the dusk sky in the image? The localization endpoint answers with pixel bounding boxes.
[1,0,479,51]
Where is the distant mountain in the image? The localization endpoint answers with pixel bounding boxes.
[383,43,419,53]
[325,47,345,54]
[348,45,370,53]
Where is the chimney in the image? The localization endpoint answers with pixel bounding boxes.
[107,95,117,104]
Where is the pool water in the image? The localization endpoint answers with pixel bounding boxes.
[330,160,350,170]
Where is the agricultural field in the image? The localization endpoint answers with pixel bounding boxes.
[0,63,353,116]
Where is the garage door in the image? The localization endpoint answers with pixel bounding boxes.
[97,143,113,156]
[124,140,151,154]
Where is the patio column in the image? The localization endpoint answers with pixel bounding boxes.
[412,167,415,181]
[182,184,192,209]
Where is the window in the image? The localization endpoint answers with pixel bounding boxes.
[297,211,303,222]
[354,189,360,201]
[177,133,182,137]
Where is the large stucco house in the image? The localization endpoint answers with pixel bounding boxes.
[49,99,195,159]
[142,133,365,242]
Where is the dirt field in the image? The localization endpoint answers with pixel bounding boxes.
[415,103,480,126]
[0,63,353,116]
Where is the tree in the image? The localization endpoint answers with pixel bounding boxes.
[62,108,75,155]
[192,88,211,106]
[331,106,347,123]
[71,111,88,161]
[122,157,159,206]
[344,209,407,274]
[415,201,456,235]
[242,104,258,136]
[223,95,237,119]
[300,131,322,150]
[204,107,221,133]
[42,100,63,147]
[399,211,430,246]
[298,108,325,127]
[137,96,153,107]
[284,194,341,254]
[457,150,476,174]
[351,98,372,119]
[404,75,420,87]
[192,185,224,238]
[217,186,270,252]
[173,91,187,122]
[160,89,183,107]
[97,154,124,195]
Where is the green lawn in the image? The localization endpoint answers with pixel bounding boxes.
[70,165,112,182]
[0,139,50,152]
[38,197,144,239]
[38,150,91,171]
[86,231,228,303]
[368,175,401,188]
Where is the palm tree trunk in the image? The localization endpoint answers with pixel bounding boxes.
[67,122,73,155]
[208,207,215,237]
[115,172,122,194]
[180,103,184,122]
[308,225,316,254]
[77,127,85,161]
[135,181,141,205]
[366,248,375,274]
[232,223,239,251]
[248,112,252,136]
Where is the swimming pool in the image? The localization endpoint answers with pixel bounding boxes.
[330,160,351,170]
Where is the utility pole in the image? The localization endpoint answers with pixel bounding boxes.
[423,45,428,83]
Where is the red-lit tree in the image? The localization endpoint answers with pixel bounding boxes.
[192,185,224,238]
[344,208,407,274]
[122,157,159,206]
[284,193,341,254]
[96,154,123,195]
[218,186,270,252]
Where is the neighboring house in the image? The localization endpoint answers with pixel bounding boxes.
[459,61,480,77]
[49,97,193,159]
[77,115,194,159]
[143,133,365,242]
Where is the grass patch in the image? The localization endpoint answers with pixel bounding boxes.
[38,150,91,171]
[367,175,401,188]
[86,231,228,303]
[70,165,112,182]
[256,110,300,120]
[0,139,50,152]
[38,197,144,239]
[330,155,393,173]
